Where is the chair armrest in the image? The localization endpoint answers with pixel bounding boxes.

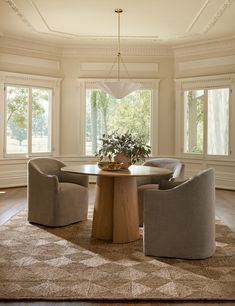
[28,163,59,187]
[143,176,214,223]
[143,187,191,236]
[143,188,175,214]
[28,164,59,204]
[143,180,193,218]
[59,171,89,187]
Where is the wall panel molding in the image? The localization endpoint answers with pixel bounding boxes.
[78,63,159,78]
[0,156,234,189]
[175,73,235,89]
[174,38,235,58]
[79,62,159,73]
[0,53,60,71]
[62,46,173,59]
[0,170,27,188]
[177,55,235,72]
[0,37,61,57]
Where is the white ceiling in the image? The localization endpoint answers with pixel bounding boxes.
[0,0,235,47]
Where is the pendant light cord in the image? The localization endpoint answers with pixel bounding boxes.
[117,11,121,81]
[115,9,122,81]
[104,9,133,82]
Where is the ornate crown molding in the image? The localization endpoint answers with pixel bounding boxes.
[4,0,75,40]
[0,35,173,59]
[203,0,234,33]
[5,0,35,31]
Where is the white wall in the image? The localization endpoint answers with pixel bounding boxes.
[0,37,235,189]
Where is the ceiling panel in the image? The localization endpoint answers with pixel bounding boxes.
[0,0,234,46]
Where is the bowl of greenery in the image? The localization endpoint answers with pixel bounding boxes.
[95,132,151,169]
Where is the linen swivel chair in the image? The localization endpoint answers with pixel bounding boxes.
[138,158,185,226]
[28,157,89,227]
[143,168,216,259]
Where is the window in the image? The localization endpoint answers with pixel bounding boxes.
[0,71,61,160]
[183,87,230,156]
[85,89,152,155]
[5,85,52,156]
[184,89,204,154]
[207,88,229,155]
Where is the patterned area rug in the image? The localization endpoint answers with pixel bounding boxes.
[0,207,235,300]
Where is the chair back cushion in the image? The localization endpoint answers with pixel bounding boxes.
[29,157,65,177]
[144,158,184,179]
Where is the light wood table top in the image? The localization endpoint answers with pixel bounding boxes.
[62,164,172,177]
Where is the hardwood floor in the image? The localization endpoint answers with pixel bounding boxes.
[0,186,27,225]
[0,185,235,306]
[215,189,235,232]
[0,302,235,306]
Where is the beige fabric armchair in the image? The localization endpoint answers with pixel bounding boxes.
[28,157,89,227]
[143,168,215,259]
[138,158,185,226]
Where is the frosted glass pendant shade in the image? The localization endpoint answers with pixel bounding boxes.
[97,80,142,99]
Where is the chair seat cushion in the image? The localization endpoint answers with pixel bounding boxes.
[138,184,159,191]
[59,182,84,192]
[58,182,87,202]
[159,179,187,190]
[57,182,88,226]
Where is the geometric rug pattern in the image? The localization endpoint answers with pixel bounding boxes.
[0,207,235,300]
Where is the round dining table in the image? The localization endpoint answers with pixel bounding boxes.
[61,164,172,243]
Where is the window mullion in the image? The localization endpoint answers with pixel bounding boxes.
[203,89,208,157]
[3,85,7,157]
[28,87,32,156]
[229,88,232,156]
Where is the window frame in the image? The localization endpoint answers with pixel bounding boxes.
[175,74,235,160]
[183,86,231,157]
[77,78,160,157]
[0,71,62,159]
[4,84,54,157]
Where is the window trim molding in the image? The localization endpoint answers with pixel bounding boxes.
[0,71,62,159]
[175,73,235,160]
[77,78,160,156]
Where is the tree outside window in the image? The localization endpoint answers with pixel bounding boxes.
[183,88,230,156]
[86,89,151,155]
[6,86,52,155]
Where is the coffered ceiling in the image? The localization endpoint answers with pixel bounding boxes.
[0,0,235,47]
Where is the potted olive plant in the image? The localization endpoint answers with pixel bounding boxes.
[96,132,151,169]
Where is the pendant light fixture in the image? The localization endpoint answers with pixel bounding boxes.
[97,9,142,99]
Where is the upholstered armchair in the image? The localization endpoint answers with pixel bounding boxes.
[27,157,89,227]
[143,168,215,259]
[138,158,185,226]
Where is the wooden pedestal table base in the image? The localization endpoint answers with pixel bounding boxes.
[92,176,139,243]
[61,164,172,244]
